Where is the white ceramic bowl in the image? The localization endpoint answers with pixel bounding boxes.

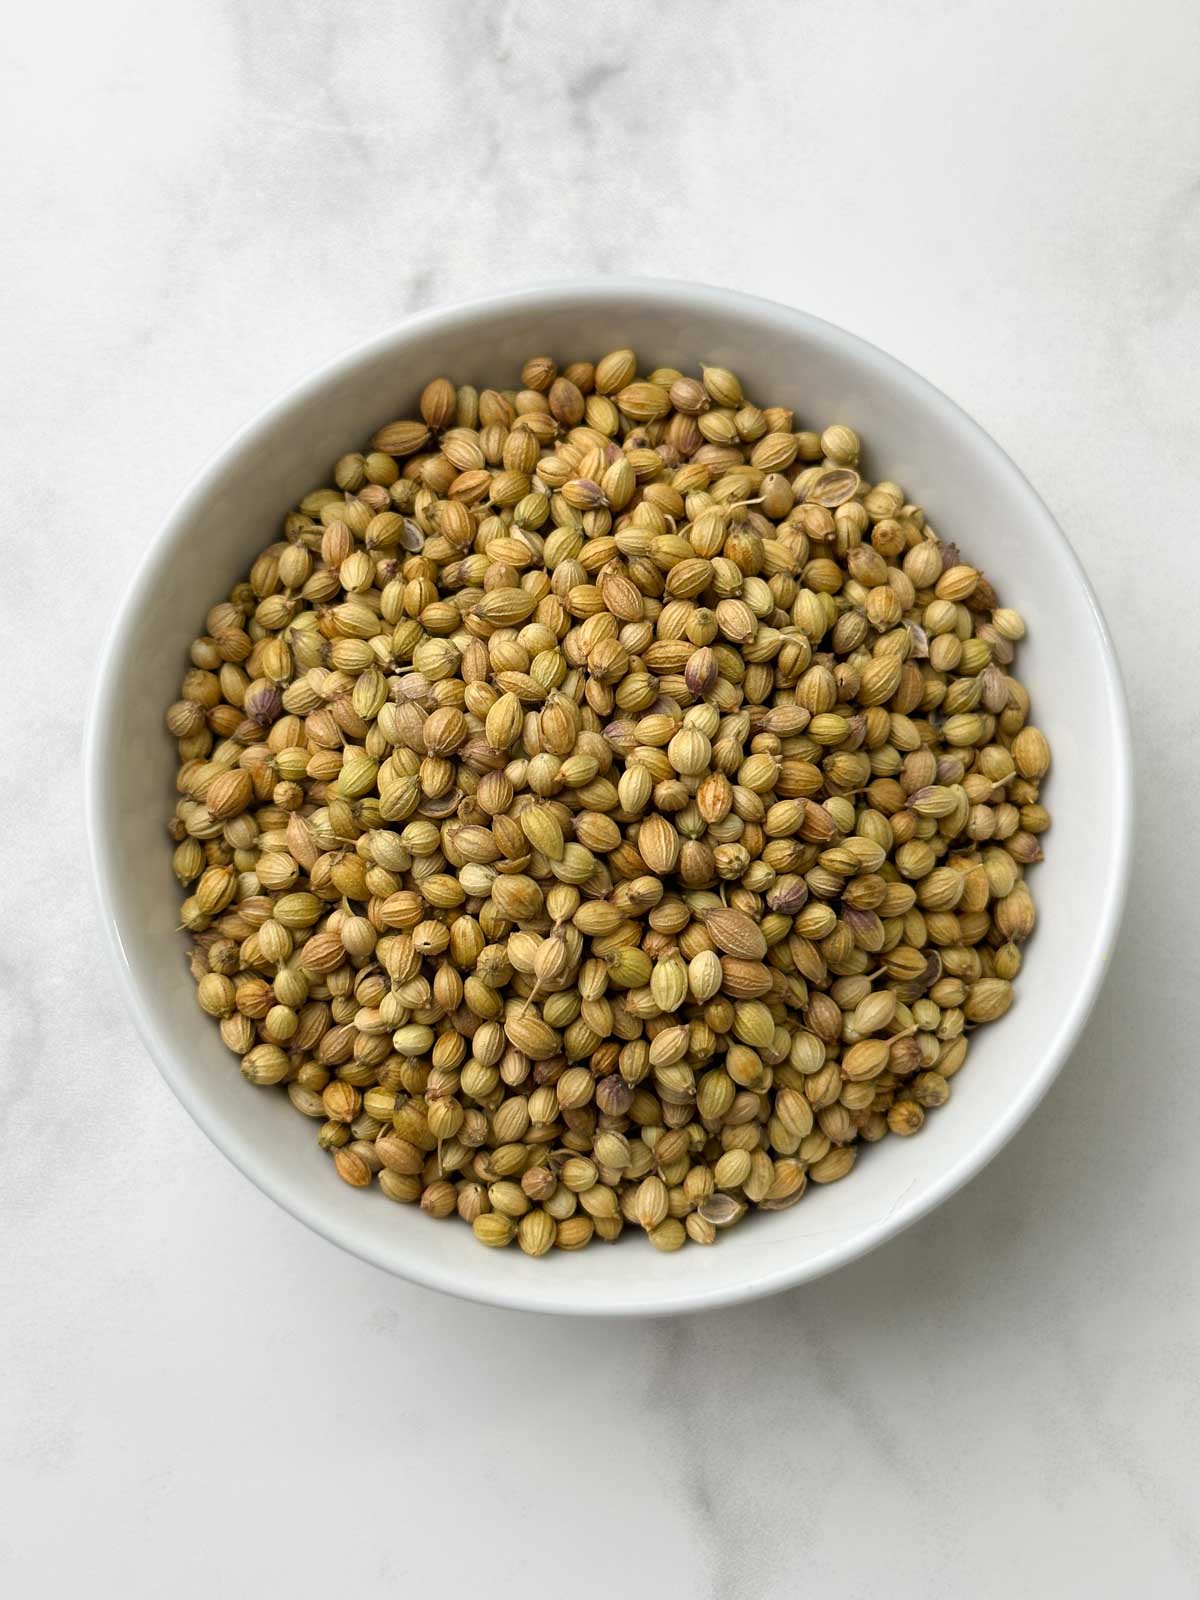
[86,280,1132,1316]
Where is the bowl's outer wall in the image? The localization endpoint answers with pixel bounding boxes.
[87,283,1131,1314]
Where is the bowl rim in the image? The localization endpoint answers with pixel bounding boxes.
[84,277,1133,1316]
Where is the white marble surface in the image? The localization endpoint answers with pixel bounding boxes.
[3,0,1199,1593]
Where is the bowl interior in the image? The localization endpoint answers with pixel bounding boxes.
[88,283,1130,1314]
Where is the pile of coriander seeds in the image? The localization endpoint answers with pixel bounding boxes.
[166,349,1049,1255]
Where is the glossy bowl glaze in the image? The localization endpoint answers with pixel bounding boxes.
[85,281,1132,1315]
